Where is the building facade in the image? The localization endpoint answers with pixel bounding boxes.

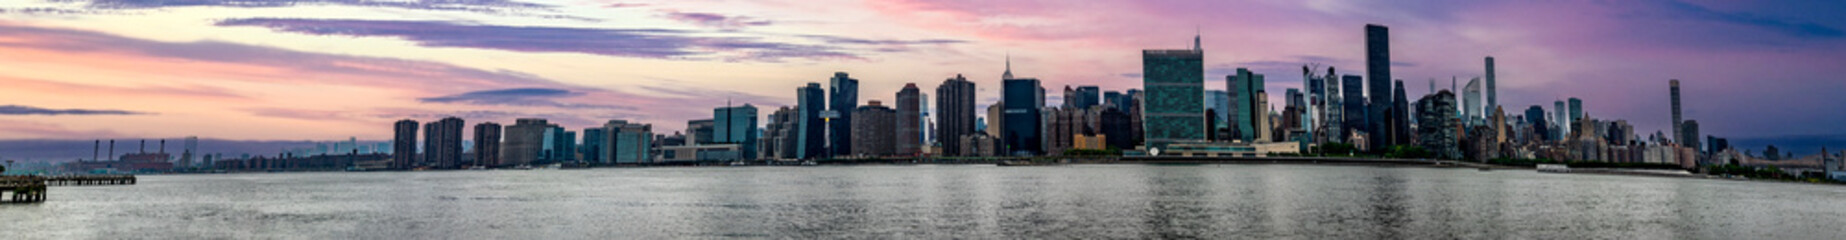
[392,119,418,169]
[851,101,897,157]
[897,84,922,156]
[473,122,501,167]
[1141,39,1207,149]
[828,72,859,157]
[934,75,977,157]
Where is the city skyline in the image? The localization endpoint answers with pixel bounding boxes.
[2,0,1845,147]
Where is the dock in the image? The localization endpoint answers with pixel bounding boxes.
[0,175,137,203]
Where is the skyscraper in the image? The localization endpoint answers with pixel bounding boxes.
[935,75,976,156]
[1568,98,1583,124]
[392,119,418,169]
[897,84,923,156]
[502,118,550,166]
[1366,24,1392,148]
[1485,56,1497,111]
[828,72,859,157]
[1681,120,1701,149]
[714,104,759,159]
[1391,80,1410,146]
[851,101,897,156]
[1141,35,1207,149]
[1554,100,1568,139]
[1003,78,1044,155]
[1670,79,1683,145]
[1323,69,1344,143]
[180,136,197,168]
[423,117,463,169]
[474,122,501,167]
[1341,75,1366,143]
[796,83,827,159]
[1463,77,1482,124]
[1228,69,1265,142]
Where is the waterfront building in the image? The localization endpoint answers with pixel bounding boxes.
[935,75,977,156]
[501,118,551,166]
[1205,90,1230,131]
[1366,24,1393,149]
[1416,90,1461,160]
[897,84,922,156]
[1228,69,1265,142]
[828,72,859,157]
[1341,75,1366,145]
[1002,77,1044,155]
[423,117,463,169]
[1322,68,1344,143]
[1141,34,1207,149]
[986,102,1005,139]
[473,122,501,167]
[604,120,653,163]
[1555,100,1569,141]
[1682,120,1701,150]
[959,133,998,157]
[1390,81,1410,146]
[714,104,759,159]
[851,101,897,157]
[796,83,827,159]
[392,119,417,169]
[760,106,798,159]
[580,127,604,164]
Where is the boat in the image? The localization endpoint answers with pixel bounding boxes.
[998,160,1059,167]
[800,161,818,166]
[1537,164,1570,173]
[729,161,746,166]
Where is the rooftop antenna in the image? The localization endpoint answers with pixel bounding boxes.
[1193,25,1202,52]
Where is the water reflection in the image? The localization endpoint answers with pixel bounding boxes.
[3,165,1844,239]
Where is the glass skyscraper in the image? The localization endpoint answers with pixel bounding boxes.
[1002,78,1044,155]
[828,73,858,157]
[1140,36,1206,149]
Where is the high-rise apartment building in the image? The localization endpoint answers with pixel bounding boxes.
[1463,77,1482,124]
[897,84,922,156]
[1670,79,1683,145]
[473,122,501,167]
[934,75,977,156]
[423,117,463,169]
[580,127,604,164]
[1485,57,1497,111]
[851,101,897,156]
[392,119,418,169]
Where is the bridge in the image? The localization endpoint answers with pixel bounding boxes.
[1,175,136,203]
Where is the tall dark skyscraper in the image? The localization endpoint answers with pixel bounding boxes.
[1365,24,1392,148]
[1391,80,1410,146]
[935,75,977,156]
[1670,79,1683,145]
[392,119,418,169]
[1141,34,1207,148]
[828,72,859,157]
[796,83,827,159]
[1485,56,1497,111]
[1416,90,1459,159]
[1682,119,1701,150]
[1340,75,1366,142]
[1568,97,1583,124]
[423,117,463,169]
[473,122,501,167]
[897,84,922,156]
[1003,77,1044,155]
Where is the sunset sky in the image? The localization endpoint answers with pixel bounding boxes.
[2,0,1844,143]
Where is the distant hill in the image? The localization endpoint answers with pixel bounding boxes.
[1728,134,1846,157]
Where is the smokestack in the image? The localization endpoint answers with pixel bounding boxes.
[160,139,167,154]
[92,140,99,162]
[108,140,115,161]
[140,139,147,153]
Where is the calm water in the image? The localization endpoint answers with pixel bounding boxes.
[4,165,1844,239]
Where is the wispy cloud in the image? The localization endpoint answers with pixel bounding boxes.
[661,10,772,30]
[419,88,634,110]
[214,18,863,62]
[0,105,146,115]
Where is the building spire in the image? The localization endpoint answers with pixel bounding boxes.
[1193,26,1202,52]
[1002,53,1015,80]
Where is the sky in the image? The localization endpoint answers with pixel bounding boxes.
[2,0,1844,150]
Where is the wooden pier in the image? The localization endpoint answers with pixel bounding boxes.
[1,175,137,203]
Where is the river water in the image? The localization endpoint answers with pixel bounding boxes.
[3,164,1843,239]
